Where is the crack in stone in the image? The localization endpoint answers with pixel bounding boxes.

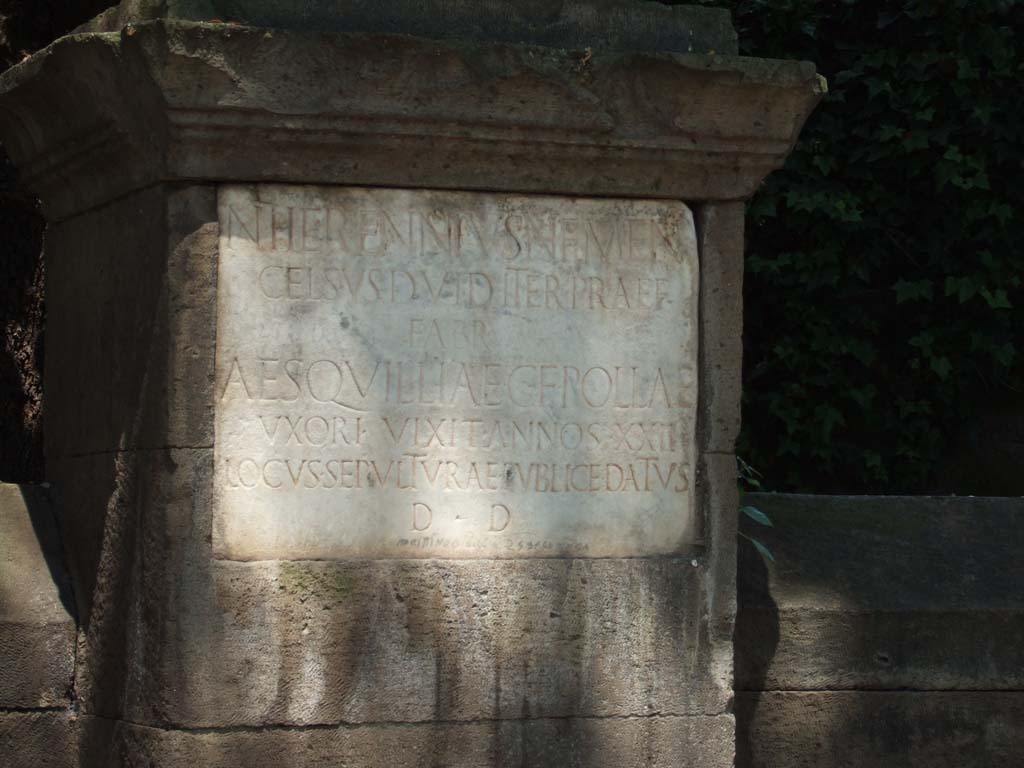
[78,710,733,735]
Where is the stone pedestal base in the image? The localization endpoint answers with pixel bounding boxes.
[0,4,821,765]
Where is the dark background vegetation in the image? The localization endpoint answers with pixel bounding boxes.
[675,0,1023,494]
[0,1,111,482]
[1,0,1021,493]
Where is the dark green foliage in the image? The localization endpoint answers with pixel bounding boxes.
[672,0,1023,492]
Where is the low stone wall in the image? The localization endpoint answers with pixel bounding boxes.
[0,483,76,767]
[3,486,1021,765]
[738,493,1024,767]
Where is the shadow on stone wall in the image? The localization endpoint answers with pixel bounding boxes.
[0,0,116,483]
[733,535,778,767]
[734,493,1024,768]
[20,483,77,619]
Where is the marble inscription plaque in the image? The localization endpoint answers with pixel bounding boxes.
[214,185,699,559]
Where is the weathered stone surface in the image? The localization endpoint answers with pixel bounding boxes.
[35,184,217,726]
[44,185,218,461]
[737,691,1024,768]
[735,493,1024,767]
[49,446,217,724]
[0,489,75,768]
[736,494,1024,693]
[193,557,725,726]
[0,483,75,708]
[0,20,824,220]
[29,180,740,763]
[696,203,744,455]
[215,184,699,560]
[52,440,731,729]
[26,177,737,742]
[42,185,217,638]
[697,452,739,695]
[0,711,76,768]
[88,0,738,55]
[689,205,743,721]
[78,712,734,768]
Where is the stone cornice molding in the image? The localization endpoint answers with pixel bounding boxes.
[0,20,825,220]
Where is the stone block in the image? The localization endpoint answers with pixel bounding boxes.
[736,494,1024,691]
[50,443,732,731]
[0,711,76,768]
[697,202,744,455]
[172,557,722,726]
[0,16,825,219]
[0,483,75,708]
[47,446,215,722]
[737,691,1024,768]
[695,451,738,704]
[78,712,733,768]
[44,186,218,460]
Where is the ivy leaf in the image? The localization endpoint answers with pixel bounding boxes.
[815,404,846,439]
[812,154,837,175]
[993,343,1016,366]
[930,356,952,380]
[864,451,883,470]
[943,145,965,163]
[751,538,776,564]
[742,506,774,527]
[909,331,934,353]
[959,279,978,303]
[902,132,929,151]
[847,339,878,366]
[894,279,934,303]
[877,11,901,29]
[877,124,902,142]
[989,203,1012,224]
[849,386,876,409]
[979,287,1013,309]
[865,77,892,100]
[957,58,980,79]
[944,277,979,303]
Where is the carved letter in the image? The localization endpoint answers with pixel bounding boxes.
[490,504,511,532]
[412,502,433,531]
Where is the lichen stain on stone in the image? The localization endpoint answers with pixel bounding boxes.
[278,561,354,604]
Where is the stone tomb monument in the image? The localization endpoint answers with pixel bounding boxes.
[0,2,821,765]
